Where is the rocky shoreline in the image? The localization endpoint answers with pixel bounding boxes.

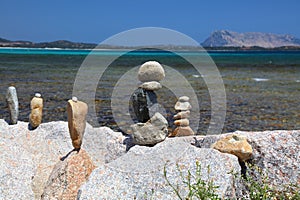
[0,119,299,199]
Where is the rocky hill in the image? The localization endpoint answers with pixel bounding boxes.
[0,38,97,49]
[202,30,300,48]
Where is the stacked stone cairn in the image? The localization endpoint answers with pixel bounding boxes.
[169,96,195,137]
[6,86,19,124]
[130,61,169,145]
[67,97,88,150]
[29,93,43,129]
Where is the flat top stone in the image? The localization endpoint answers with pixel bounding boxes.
[178,96,190,102]
[175,101,191,111]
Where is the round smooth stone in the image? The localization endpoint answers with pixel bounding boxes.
[138,61,165,82]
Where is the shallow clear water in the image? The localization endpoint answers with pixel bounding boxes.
[0,48,299,134]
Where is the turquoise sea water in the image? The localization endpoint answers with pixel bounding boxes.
[0,48,299,133]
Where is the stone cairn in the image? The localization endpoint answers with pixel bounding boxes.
[169,96,195,137]
[67,97,88,150]
[29,93,43,129]
[130,61,169,145]
[131,61,165,122]
[6,86,19,125]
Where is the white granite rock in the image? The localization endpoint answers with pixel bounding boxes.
[78,138,241,199]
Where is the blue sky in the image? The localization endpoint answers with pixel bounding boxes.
[1,0,299,43]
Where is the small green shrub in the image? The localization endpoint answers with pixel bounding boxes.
[164,161,300,200]
[164,160,221,200]
[242,163,300,200]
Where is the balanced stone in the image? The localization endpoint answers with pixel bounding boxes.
[212,134,253,161]
[131,88,157,123]
[29,93,43,129]
[174,101,191,111]
[174,119,190,126]
[139,81,162,91]
[138,61,165,82]
[67,97,88,150]
[130,112,168,145]
[170,126,195,137]
[178,96,190,102]
[6,86,19,124]
[171,96,194,137]
[174,110,190,120]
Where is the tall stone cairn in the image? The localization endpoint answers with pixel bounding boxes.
[67,97,88,150]
[6,86,19,124]
[131,61,165,122]
[169,96,195,137]
[29,93,43,129]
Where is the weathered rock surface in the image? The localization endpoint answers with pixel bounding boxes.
[0,119,127,200]
[212,134,253,161]
[131,88,158,122]
[5,86,18,124]
[0,119,299,199]
[191,130,300,189]
[236,130,300,188]
[138,61,165,82]
[41,149,95,200]
[78,138,241,199]
[29,93,43,129]
[67,98,88,149]
[130,112,168,145]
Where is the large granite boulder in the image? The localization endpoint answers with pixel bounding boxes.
[0,119,128,200]
[41,149,95,200]
[78,138,241,199]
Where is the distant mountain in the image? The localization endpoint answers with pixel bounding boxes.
[202,30,300,48]
[0,38,97,49]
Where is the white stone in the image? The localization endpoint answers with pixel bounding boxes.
[6,86,19,124]
[138,61,165,82]
[178,96,189,102]
[139,81,162,90]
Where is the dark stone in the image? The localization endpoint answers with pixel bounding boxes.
[131,88,157,123]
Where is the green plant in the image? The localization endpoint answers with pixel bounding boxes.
[243,163,300,200]
[164,160,221,200]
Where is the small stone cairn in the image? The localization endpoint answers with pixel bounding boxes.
[130,61,169,145]
[6,86,19,124]
[29,93,43,129]
[67,97,88,150]
[169,96,195,137]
